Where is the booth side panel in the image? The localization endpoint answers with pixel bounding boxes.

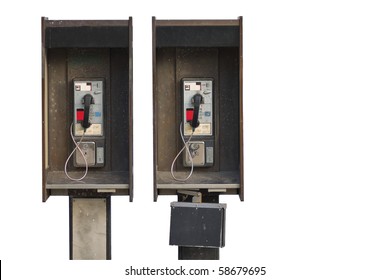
[239,16,244,201]
[42,17,49,201]
[128,17,134,201]
[152,17,158,201]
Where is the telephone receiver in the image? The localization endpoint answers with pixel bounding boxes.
[81,94,94,129]
[190,93,203,130]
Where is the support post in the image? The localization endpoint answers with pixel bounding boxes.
[69,197,111,260]
[178,247,219,260]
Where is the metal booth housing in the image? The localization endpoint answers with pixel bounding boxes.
[42,18,133,201]
[152,17,244,201]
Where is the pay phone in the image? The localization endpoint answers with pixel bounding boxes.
[182,78,214,167]
[63,78,105,179]
[73,79,105,167]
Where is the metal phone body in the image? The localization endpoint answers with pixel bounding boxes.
[73,79,105,167]
[182,78,214,167]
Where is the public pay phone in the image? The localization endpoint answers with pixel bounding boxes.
[171,78,214,181]
[64,79,105,180]
[72,79,105,167]
[182,78,214,167]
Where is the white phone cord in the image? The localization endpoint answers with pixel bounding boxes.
[64,123,89,181]
[171,122,194,181]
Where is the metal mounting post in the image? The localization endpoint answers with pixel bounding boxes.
[69,197,111,260]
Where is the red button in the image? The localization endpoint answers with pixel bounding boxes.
[186,108,194,122]
[76,109,84,121]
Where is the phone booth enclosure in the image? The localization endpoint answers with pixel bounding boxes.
[42,18,133,201]
[152,18,243,201]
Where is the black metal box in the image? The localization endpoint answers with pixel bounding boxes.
[169,202,226,248]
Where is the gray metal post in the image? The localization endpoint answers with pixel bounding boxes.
[69,197,111,260]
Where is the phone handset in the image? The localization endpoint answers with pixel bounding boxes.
[82,94,94,130]
[190,93,203,130]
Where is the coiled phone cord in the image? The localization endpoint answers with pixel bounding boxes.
[64,123,89,181]
[171,122,194,181]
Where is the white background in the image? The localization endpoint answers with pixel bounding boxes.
[1,0,390,279]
